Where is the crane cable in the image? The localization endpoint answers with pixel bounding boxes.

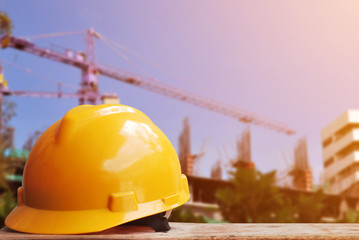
[100,35,218,97]
[98,35,273,121]
[99,38,157,81]
[18,30,290,130]
[1,59,79,90]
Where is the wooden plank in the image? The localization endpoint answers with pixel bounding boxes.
[2,223,359,239]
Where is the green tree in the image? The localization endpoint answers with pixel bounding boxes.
[296,191,325,223]
[0,99,16,151]
[0,12,15,227]
[0,98,17,227]
[169,207,206,223]
[23,130,42,151]
[216,168,295,223]
[337,209,359,223]
[0,188,15,225]
[216,166,329,223]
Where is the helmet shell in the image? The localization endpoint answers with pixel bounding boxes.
[5,104,190,234]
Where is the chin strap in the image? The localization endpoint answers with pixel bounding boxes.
[124,212,171,232]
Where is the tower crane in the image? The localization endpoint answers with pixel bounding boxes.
[0,29,295,135]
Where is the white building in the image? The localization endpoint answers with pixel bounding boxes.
[322,110,359,196]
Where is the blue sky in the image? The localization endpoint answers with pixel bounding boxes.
[2,0,359,184]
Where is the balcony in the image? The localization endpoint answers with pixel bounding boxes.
[330,171,359,194]
[324,151,359,181]
[323,129,359,162]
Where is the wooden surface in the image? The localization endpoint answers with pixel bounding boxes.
[2,223,359,239]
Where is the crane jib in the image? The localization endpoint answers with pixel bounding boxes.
[0,34,295,136]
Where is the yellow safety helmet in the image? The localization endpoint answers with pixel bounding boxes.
[5,104,190,234]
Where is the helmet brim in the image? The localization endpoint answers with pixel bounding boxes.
[5,190,190,234]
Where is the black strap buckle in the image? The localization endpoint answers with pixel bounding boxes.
[124,212,171,232]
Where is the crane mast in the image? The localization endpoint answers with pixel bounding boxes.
[0,30,295,135]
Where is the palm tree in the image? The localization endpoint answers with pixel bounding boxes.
[216,168,296,223]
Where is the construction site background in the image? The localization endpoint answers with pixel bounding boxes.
[1,4,359,228]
